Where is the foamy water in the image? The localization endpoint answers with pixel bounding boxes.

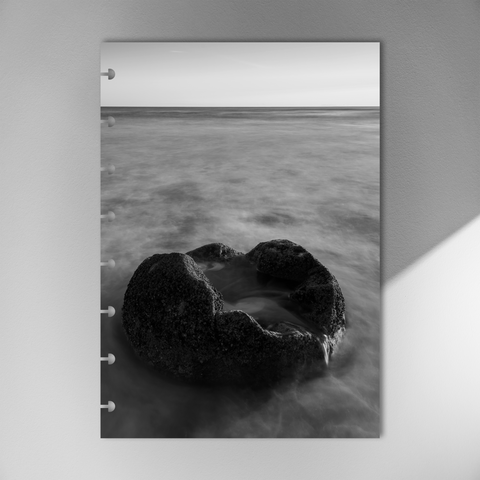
[101,107,380,437]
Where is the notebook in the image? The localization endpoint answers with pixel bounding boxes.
[101,42,380,438]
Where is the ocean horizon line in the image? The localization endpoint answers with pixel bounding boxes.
[101,105,379,110]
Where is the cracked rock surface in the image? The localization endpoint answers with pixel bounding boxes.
[122,240,346,385]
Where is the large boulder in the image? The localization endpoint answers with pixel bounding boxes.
[122,240,346,385]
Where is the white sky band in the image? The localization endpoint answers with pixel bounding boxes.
[101,42,379,108]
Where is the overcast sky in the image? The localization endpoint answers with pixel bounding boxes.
[101,42,379,107]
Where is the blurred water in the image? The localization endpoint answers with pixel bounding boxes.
[101,107,380,437]
[199,258,315,333]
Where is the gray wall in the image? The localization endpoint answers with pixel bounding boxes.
[1,1,480,479]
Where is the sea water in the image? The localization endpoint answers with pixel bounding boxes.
[101,107,380,437]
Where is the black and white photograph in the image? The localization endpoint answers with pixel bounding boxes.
[101,42,380,438]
